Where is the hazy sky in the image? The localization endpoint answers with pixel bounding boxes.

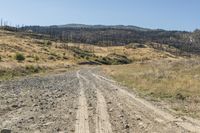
[0,0,199,31]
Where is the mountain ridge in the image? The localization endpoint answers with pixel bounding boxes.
[45,23,152,31]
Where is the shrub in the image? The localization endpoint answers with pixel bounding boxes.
[15,53,25,62]
[34,56,39,62]
[176,93,186,101]
[85,56,89,60]
[0,56,2,61]
[45,40,52,46]
[48,55,56,60]
[25,65,41,73]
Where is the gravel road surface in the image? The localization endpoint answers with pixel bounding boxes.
[1,67,200,133]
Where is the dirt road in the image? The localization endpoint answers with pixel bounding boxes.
[1,68,200,133]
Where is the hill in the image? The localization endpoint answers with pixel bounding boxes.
[18,24,200,54]
[0,29,178,80]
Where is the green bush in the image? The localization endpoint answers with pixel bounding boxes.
[0,56,2,61]
[15,53,25,62]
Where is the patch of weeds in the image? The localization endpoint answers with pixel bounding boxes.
[48,55,56,60]
[49,52,61,60]
[96,54,132,65]
[25,65,42,73]
[175,93,186,101]
[44,40,52,46]
[34,55,40,62]
[126,43,147,49]
[0,65,45,81]
[70,47,94,59]
[15,53,25,62]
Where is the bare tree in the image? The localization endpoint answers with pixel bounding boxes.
[0,18,3,27]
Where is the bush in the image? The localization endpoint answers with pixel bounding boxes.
[25,65,41,73]
[34,56,39,62]
[48,55,56,60]
[95,54,132,65]
[0,56,2,61]
[45,40,52,46]
[15,53,25,62]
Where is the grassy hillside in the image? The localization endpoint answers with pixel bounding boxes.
[0,30,76,80]
[0,29,179,80]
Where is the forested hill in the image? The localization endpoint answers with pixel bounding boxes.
[16,24,200,53]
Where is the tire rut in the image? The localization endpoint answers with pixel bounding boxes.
[95,87,113,133]
[78,70,113,133]
[75,71,90,133]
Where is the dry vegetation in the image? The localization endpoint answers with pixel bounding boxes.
[0,29,177,80]
[103,58,200,118]
[80,43,177,61]
[0,30,77,80]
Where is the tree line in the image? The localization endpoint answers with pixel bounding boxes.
[1,24,199,54]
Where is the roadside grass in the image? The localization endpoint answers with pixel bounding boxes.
[0,65,45,81]
[103,58,200,118]
[0,63,77,81]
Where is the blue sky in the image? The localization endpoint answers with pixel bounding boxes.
[0,0,199,31]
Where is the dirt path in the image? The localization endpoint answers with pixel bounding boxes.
[75,71,90,133]
[95,89,113,133]
[1,67,200,133]
[77,70,113,133]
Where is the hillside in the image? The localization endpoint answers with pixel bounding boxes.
[0,29,178,80]
[18,24,200,54]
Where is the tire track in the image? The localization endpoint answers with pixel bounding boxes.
[75,71,90,133]
[95,88,113,133]
[78,70,113,133]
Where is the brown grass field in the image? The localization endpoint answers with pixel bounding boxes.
[0,29,176,80]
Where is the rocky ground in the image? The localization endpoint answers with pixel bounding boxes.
[1,67,200,133]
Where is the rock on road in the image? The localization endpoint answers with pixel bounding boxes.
[1,68,200,133]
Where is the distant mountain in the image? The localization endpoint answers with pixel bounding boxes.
[50,24,151,31]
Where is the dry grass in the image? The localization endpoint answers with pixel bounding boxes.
[0,30,77,80]
[0,29,180,80]
[0,30,76,68]
[103,58,200,118]
[77,43,177,61]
